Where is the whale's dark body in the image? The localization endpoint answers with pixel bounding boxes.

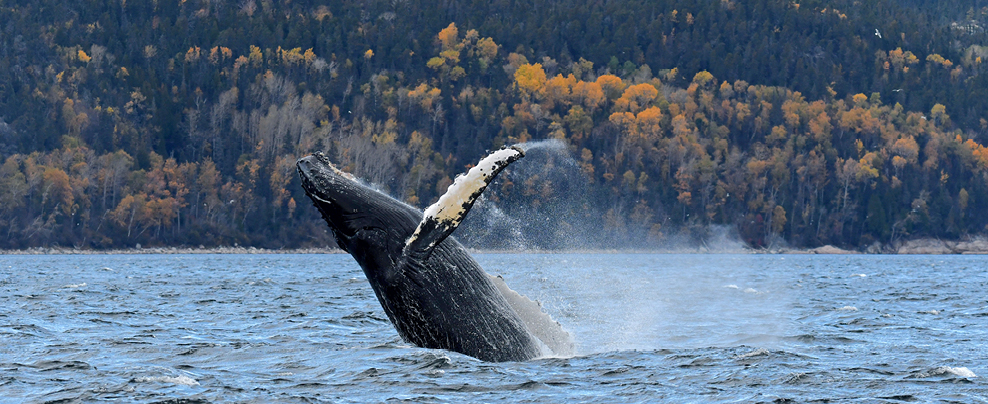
[297,149,571,362]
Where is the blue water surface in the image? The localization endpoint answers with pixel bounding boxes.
[1,253,986,402]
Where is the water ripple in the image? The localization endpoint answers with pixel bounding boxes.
[0,253,985,402]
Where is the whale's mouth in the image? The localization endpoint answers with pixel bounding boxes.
[296,153,364,243]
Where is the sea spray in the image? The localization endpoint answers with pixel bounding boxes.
[460,139,753,251]
[458,139,597,250]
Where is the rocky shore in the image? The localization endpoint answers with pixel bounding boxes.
[794,237,988,254]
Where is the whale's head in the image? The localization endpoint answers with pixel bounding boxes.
[296,153,416,271]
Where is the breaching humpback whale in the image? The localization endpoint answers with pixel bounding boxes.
[297,147,573,362]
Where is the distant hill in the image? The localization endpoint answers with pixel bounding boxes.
[1,0,987,250]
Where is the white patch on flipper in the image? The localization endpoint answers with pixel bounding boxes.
[426,147,520,225]
[489,274,575,357]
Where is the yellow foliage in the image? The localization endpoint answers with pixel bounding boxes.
[891,155,907,170]
[248,45,263,67]
[664,67,679,82]
[372,119,398,145]
[426,57,445,70]
[278,47,304,65]
[364,49,374,60]
[439,49,460,63]
[857,152,880,180]
[515,63,547,95]
[78,49,91,63]
[450,66,466,81]
[926,53,947,66]
[767,125,788,143]
[407,83,441,110]
[852,93,868,106]
[692,70,715,87]
[476,37,498,60]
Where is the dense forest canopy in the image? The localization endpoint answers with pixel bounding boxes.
[1,0,987,250]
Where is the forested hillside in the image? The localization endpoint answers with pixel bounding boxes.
[1,0,987,250]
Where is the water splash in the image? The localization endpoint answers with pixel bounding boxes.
[461,140,756,251]
[460,139,592,250]
[513,139,570,154]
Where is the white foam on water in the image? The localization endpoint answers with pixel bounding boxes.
[836,306,858,311]
[725,284,739,289]
[737,348,770,359]
[917,366,978,378]
[136,375,200,386]
[946,367,977,378]
[63,283,87,289]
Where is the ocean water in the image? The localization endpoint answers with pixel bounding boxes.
[1,253,986,402]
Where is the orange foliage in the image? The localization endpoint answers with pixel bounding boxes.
[437,23,459,51]
[596,74,625,99]
[43,167,74,216]
[614,83,658,113]
[636,106,663,139]
[544,74,576,106]
[964,139,988,170]
[608,111,635,128]
[572,80,605,111]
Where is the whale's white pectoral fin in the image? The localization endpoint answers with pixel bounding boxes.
[403,146,524,261]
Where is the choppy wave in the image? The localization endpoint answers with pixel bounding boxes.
[1,253,985,402]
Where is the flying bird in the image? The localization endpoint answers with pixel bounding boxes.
[875,29,882,39]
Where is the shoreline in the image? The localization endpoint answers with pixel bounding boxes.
[0,246,347,255]
[3,237,988,255]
